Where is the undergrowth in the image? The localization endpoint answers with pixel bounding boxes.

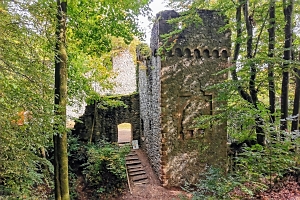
[67,135,131,198]
[182,131,300,200]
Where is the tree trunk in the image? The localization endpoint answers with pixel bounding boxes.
[54,1,70,200]
[280,0,293,131]
[291,52,300,131]
[268,0,276,124]
[244,0,265,145]
[231,0,265,145]
[231,0,252,104]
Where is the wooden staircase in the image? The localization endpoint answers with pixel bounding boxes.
[125,150,149,185]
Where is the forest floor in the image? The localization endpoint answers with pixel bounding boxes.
[112,149,191,200]
[73,129,300,199]
[74,146,300,200]
[112,148,300,200]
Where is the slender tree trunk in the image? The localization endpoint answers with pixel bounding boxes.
[291,52,300,131]
[231,0,252,104]
[280,0,293,131]
[244,0,265,145]
[231,0,265,145]
[268,0,276,124]
[54,1,70,200]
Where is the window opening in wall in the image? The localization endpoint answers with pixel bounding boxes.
[117,123,132,144]
[194,49,200,59]
[203,49,209,58]
[221,50,228,59]
[153,49,157,57]
[184,48,191,58]
[212,50,219,58]
[149,120,152,130]
[141,119,144,132]
[175,48,183,57]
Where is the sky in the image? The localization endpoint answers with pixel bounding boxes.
[139,0,169,44]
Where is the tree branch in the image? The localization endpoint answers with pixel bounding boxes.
[253,11,269,58]
[243,0,257,105]
[231,0,252,103]
[0,58,35,83]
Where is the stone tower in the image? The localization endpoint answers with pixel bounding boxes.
[138,10,231,186]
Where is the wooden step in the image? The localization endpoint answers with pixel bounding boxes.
[129,170,146,176]
[125,155,139,161]
[127,164,143,169]
[131,174,148,182]
[118,142,131,145]
[128,167,144,173]
[127,151,137,156]
[134,179,149,185]
[126,160,141,165]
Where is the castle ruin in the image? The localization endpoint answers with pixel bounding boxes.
[74,9,231,187]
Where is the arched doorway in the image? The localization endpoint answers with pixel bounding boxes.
[117,123,132,144]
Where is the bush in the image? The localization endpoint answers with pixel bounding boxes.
[183,167,243,200]
[183,128,300,199]
[82,141,130,195]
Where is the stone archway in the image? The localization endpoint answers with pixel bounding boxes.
[73,93,141,144]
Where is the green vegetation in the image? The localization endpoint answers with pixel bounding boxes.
[1,0,300,199]
[82,141,131,195]
[0,0,150,198]
[168,0,300,198]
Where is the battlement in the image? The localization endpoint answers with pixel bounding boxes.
[139,9,231,186]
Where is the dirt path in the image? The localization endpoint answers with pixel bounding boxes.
[113,149,190,200]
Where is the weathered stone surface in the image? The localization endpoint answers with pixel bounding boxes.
[67,49,136,120]
[73,8,230,188]
[112,49,137,95]
[138,9,230,187]
[72,94,140,143]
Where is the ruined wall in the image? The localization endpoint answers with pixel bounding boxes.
[142,10,231,186]
[72,94,140,143]
[67,49,136,120]
[112,49,137,95]
[138,35,162,178]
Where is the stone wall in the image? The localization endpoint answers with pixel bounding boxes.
[72,94,140,143]
[71,9,230,188]
[67,49,136,120]
[139,10,231,186]
[138,31,162,178]
[111,49,137,95]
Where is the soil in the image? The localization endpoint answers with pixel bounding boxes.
[73,129,190,200]
[112,149,191,200]
[74,129,300,200]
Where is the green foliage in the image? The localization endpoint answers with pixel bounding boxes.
[82,141,130,194]
[136,43,151,58]
[236,133,300,188]
[0,1,55,196]
[67,0,151,106]
[85,93,128,109]
[183,167,241,200]
[184,132,300,199]
[68,0,151,56]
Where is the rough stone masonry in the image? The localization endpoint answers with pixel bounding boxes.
[137,9,231,186]
[73,9,231,187]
